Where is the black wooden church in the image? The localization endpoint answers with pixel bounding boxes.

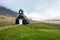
[16,9,29,25]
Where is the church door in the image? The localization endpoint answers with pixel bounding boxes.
[19,19,23,25]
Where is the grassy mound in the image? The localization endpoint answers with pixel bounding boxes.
[0,23,60,40]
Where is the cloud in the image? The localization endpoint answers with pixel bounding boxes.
[0,0,60,20]
[56,0,60,5]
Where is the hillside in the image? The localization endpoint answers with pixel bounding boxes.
[0,6,18,17]
[0,23,60,40]
[0,6,18,25]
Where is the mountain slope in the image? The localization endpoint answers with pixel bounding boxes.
[0,6,18,17]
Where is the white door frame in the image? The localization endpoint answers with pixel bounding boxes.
[19,19,23,25]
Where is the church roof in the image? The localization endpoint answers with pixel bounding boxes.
[16,14,29,20]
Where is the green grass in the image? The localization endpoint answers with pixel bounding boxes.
[0,23,60,40]
[0,22,15,27]
[0,17,15,27]
[0,21,15,27]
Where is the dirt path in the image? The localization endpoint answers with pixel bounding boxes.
[0,25,19,30]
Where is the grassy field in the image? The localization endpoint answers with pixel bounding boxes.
[0,23,60,40]
[0,16,15,27]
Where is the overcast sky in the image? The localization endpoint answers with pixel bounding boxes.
[0,0,60,20]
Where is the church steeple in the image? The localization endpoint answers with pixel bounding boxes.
[19,9,24,15]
